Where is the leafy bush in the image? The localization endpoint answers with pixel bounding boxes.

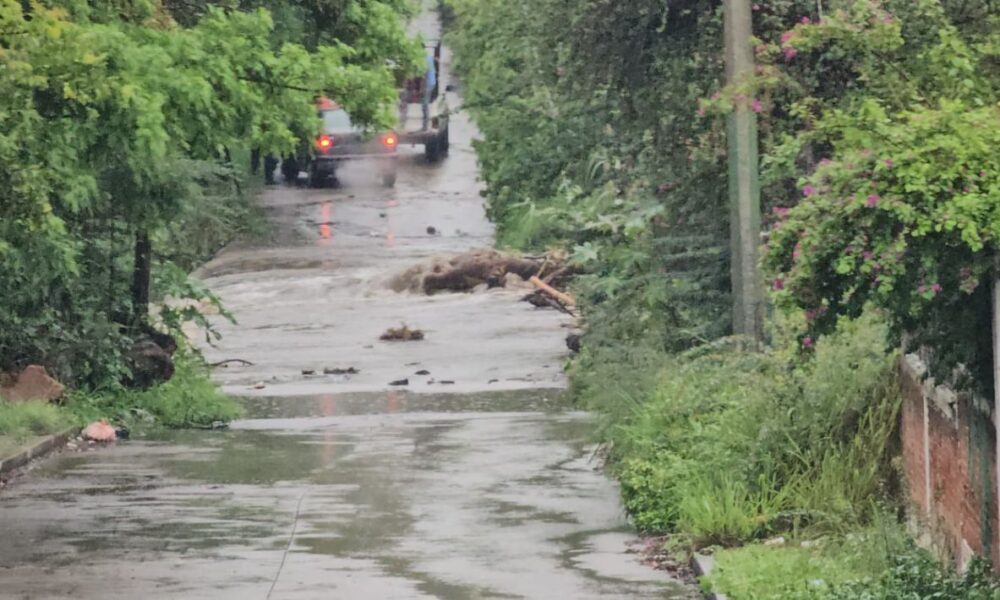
[68,352,242,429]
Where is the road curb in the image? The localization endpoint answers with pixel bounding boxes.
[690,553,728,600]
[0,427,77,476]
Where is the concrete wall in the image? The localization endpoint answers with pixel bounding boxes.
[900,354,998,571]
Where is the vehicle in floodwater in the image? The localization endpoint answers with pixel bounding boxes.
[276,40,450,187]
[307,98,400,188]
[398,39,450,162]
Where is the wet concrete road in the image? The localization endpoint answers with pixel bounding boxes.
[0,7,693,598]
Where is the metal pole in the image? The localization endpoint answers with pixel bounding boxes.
[724,0,763,344]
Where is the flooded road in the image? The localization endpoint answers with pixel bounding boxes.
[0,6,693,598]
[0,393,691,598]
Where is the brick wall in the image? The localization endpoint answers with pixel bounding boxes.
[899,354,998,570]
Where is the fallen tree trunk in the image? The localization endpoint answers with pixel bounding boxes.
[529,276,576,306]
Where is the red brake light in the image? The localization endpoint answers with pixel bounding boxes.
[381,133,398,148]
[315,135,333,151]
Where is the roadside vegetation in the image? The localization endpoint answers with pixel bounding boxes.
[0,0,420,430]
[0,402,74,442]
[446,0,1000,595]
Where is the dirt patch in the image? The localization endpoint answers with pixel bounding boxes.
[389,249,572,295]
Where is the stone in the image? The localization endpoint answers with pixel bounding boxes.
[0,365,65,403]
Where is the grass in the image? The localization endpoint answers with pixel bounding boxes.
[705,537,885,599]
[704,516,1000,600]
[577,311,902,547]
[0,400,73,442]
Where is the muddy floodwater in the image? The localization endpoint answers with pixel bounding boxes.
[0,392,692,598]
[0,6,694,598]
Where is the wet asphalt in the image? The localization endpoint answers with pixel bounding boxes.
[0,7,694,599]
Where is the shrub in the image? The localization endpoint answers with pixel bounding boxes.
[68,351,242,429]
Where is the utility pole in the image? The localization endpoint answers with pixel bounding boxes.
[992,270,1000,556]
[724,0,763,344]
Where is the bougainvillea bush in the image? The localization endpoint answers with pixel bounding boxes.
[758,0,1000,392]
[765,101,1000,389]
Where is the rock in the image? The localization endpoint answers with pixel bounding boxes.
[82,420,116,442]
[0,365,65,403]
[566,333,582,353]
[415,370,431,375]
[66,442,78,450]
[426,226,437,235]
[438,380,455,385]
[253,382,266,389]
[764,536,786,547]
[471,283,489,294]
[128,334,176,389]
[389,378,409,386]
[301,369,316,375]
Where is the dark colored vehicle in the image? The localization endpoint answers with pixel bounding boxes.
[399,40,450,162]
[282,99,399,188]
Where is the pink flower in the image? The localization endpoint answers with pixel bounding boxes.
[783,47,798,61]
[696,108,706,117]
[751,98,763,113]
[802,336,814,349]
[752,3,761,11]
[931,283,942,294]
[802,185,815,197]
[772,206,790,217]
[800,16,811,24]
[866,193,880,207]
[755,44,768,55]
[773,278,785,290]
[884,159,893,168]
[780,31,796,44]
[883,13,894,24]
[917,285,927,294]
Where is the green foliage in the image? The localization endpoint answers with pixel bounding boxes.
[747,1,1000,393]
[0,401,74,441]
[446,0,732,352]
[824,553,1000,600]
[67,351,242,429]
[709,533,1000,600]
[0,0,411,389]
[584,313,900,544]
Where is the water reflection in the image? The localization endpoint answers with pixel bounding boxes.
[318,200,333,246]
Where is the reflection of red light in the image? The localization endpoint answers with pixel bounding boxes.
[381,133,397,148]
[320,394,337,462]
[319,201,332,242]
[386,391,402,413]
